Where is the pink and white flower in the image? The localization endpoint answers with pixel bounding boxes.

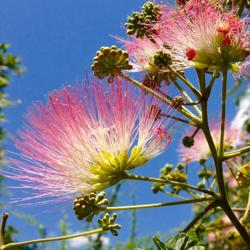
[5,78,172,203]
[155,0,249,69]
[119,36,188,73]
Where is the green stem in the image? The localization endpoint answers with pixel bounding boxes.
[0,228,104,250]
[206,71,219,99]
[219,69,227,159]
[241,187,250,224]
[120,73,202,126]
[183,200,218,233]
[162,114,197,126]
[223,145,250,160]
[238,0,246,17]
[104,198,213,212]
[0,214,8,247]
[163,190,188,200]
[167,66,202,98]
[199,69,250,246]
[123,173,216,197]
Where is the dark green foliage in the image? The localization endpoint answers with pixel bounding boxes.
[153,231,205,250]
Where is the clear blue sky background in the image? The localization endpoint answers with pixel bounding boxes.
[0,0,238,249]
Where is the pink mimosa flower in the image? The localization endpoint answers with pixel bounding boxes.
[233,56,250,80]
[155,0,249,69]
[5,78,172,203]
[178,122,239,164]
[118,36,188,73]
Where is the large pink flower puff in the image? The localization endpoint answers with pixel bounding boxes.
[5,78,173,204]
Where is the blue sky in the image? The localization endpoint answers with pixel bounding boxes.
[0,0,239,249]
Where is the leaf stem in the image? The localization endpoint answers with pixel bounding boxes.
[0,214,8,247]
[171,77,202,117]
[166,66,202,98]
[0,228,104,250]
[123,172,216,197]
[183,200,218,232]
[241,187,250,224]
[120,73,202,126]
[161,114,197,126]
[219,68,227,159]
[104,198,213,212]
[223,145,250,160]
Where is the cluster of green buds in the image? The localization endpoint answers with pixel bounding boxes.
[153,51,172,69]
[197,167,213,190]
[152,164,173,193]
[167,164,188,193]
[98,213,121,236]
[91,46,132,81]
[125,1,162,39]
[236,163,250,188]
[152,164,187,194]
[73,192,109,221]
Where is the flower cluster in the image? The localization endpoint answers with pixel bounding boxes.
[5,79,172,203]
[122,0,249,73]
[155,0,249,69]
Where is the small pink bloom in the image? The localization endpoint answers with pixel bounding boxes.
[5,78,172,204]
[118,36,187,73]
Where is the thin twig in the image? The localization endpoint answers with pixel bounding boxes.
[0,214,8,247]
[0,228,104,250]
[104,198,212,212]
[183,200,218,232]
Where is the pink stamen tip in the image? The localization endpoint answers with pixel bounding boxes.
[185,48,196,61]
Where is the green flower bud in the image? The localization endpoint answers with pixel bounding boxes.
[182,136,194,148]
[98,213,121,236]
[125,2,161,39]
[197,181,206,189]
[73,191,109,221]
[154,51,172,69]
[91,46,132,81]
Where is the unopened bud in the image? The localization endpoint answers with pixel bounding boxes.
[182,136,194,148]
[92,46,132,80]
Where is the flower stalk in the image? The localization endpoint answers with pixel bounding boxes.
[223,145,250,160]
[104,198,213,212]
[170,77,202,117]
[219,68,227,159]
[183,200,218,233]
[123,172,216,197]
[120,72,202,126]
[199,69,250,246]
[0,227,104,250]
